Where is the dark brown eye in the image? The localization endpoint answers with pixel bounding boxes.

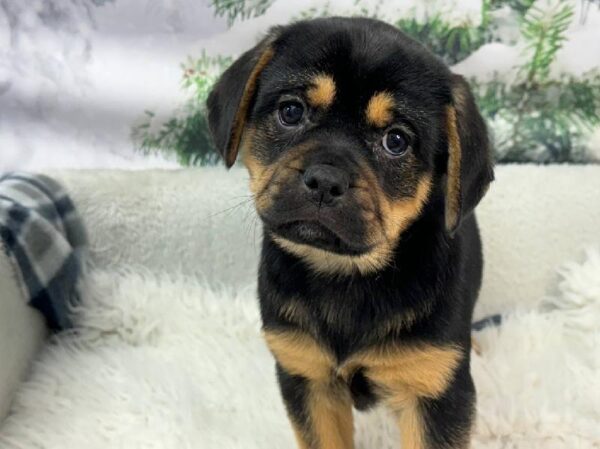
[382,129,409,156]
[278,101,304,126]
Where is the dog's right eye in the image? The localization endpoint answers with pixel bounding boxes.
[278,101,305,126]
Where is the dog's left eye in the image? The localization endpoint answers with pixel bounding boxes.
[382,129,409,156]
[278,101,305,126]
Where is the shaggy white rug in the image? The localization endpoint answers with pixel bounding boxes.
[1,250,599,449]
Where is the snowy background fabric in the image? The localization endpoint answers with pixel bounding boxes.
[1,0,600,171]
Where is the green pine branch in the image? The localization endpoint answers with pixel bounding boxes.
[210,0,275,26]
[520,0,574,84]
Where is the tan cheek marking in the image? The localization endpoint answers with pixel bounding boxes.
[242,149,276,212]
[365,91,395,127]
[241,127,271,195]
[242,138,313,213]
[381,174,433,243]
[306,74,336,109]
[263,330,335,382]
[445,105,462,231]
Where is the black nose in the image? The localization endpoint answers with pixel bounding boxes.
[303,164,349,205]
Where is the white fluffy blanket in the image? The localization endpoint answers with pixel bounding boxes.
[1,250,599,449]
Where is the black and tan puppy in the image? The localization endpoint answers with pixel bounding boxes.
[207,17,493,449]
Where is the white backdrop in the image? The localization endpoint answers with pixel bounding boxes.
[1,0,600,171]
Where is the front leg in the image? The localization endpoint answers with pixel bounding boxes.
[396,361,476,449]
[264,329,354,449]
[277,364,354,449]
[355,343,474,449]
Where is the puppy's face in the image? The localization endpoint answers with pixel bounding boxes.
[208,18,493,275]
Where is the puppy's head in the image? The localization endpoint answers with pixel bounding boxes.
[207,17,493,275]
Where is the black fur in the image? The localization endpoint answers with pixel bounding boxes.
[208,16,494,449]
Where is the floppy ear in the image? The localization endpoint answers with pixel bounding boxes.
[206,35,277,168]
[444,74,494,234]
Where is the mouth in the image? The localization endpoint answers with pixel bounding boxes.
[272,220,371,256]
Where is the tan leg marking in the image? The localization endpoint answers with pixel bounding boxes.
[308,382,354,449]
[264,330,353,449]
[344,344,462,449]
[398,397,426,449]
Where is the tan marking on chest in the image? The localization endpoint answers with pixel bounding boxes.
[346,344,463,409]
[380,174,433,244]
[263,330,336,382]
[265,330,461,400]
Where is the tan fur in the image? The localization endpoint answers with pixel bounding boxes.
[243,149,277,211]
[263,330,335,382]
[445,105,462,231]
[265,328,462,449]
[343,344,461,449]
[307,74,336,109]
[226,47,275,167]
[381,175,433,244]
[365,92,395,127]
[346,344,463,401]
[265,329,461,401]
[243,139,314,214]
[265,329,354,449]
[397,398,425,449]
[272,235,394,276]
[308,382,354,449]
[285,379,354,449]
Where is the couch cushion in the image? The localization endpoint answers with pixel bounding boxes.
[49,165,600,318]
[0,242,46,422]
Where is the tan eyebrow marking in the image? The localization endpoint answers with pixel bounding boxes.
[306,74,336,109]
[366,91,395,127]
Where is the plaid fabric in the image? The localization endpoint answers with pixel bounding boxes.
[0,172,87,330]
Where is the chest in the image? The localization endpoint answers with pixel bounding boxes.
[265,278,434,363]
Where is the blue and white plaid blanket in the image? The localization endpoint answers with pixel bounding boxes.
[0,172,87,330]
